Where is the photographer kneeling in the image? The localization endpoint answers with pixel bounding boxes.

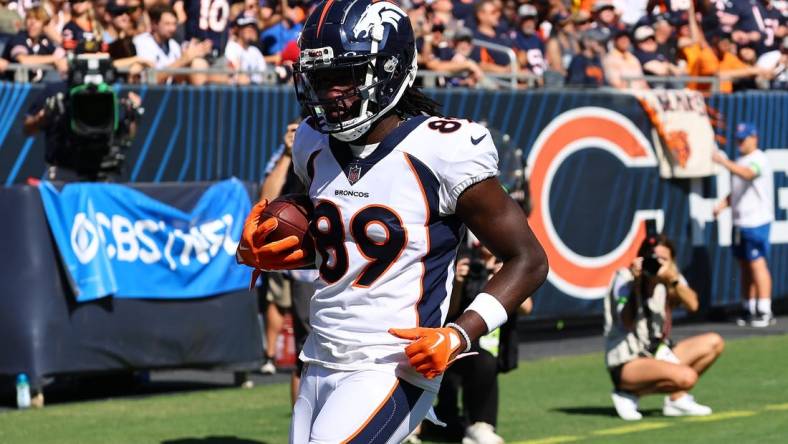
[604,233,724,420]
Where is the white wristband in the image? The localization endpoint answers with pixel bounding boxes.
[464,292,508,333]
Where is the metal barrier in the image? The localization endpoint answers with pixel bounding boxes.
[416,70,541,89]
[6,63,283,85]
[472,38,519,89]
[622,75,721,92]
[8,62,726,93]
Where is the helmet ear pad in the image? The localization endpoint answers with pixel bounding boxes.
[371,49,414,111]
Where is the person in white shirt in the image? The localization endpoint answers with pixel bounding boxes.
[132,4,211,85]
[224,14,267,85]
[713,123,775,327]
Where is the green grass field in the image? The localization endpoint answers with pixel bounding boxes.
[1,335,786,444]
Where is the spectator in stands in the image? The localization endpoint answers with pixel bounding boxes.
[647,0,691,21]
[603,28,649,89]
[633,25,684,78]
[731,0,784,56]
[566,27,607,87]
[713,123,776,328]
[123,0,147,36]
[102,2,134,43]
[764,36,788,88]
[430,0,459,33]
[514,4,546,79]
[225,14,266,85]
[259,1,304,65]
[62,0,102,52]
[230,0,259,26]
[421,25,485,87]
[133,4,211,85]
[172,0,225,62]
[470,0,518,74]
[94,0,110,35]
[604,234,724,421]
[451,0,476,27]
[4,6,68,81]
[615,0,649,27]
[652,14,678,63]
[593,0,623,36]
[545,11,584,82]
[681,1,767,94]
[0,0,21,37]
[41,0,69,41]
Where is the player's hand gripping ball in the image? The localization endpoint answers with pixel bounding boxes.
[237,194,316,286]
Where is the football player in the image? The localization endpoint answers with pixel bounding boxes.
[237,1,548,442]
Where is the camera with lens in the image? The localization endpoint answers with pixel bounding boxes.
[639,219,662,277]
[47,54,142,180]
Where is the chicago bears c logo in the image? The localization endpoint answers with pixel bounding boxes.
[526,107,663,300]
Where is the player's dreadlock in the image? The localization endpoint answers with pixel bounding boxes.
[394,86,444,118]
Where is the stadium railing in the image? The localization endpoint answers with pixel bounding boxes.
[6,63,724,93]
[622,75,721,92]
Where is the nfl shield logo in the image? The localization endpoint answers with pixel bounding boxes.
[348,165,362,185]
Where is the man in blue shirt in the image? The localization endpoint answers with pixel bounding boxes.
[470,0,518,74]
[632,25,683,77]
[173,0,239,58]
[513,4,546,77]
[566,28,607,87]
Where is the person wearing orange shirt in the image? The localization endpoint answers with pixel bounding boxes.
[681,1,765,93]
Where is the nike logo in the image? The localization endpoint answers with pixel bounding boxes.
[238,245,250,251]
[429,333,445,351]
[471,134,487,145]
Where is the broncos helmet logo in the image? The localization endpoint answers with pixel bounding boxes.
[352,1,406,41]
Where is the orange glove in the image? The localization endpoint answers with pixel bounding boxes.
[237,199,306,288]
[389,326,465,379]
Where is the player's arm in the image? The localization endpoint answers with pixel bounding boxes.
[451,178,548,345]
[390,178,547,378]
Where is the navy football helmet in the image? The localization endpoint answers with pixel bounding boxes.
[294,0,417,142]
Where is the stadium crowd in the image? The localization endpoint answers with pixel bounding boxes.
[0,0,786,90]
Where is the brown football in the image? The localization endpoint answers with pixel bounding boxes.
[260,194,316,265]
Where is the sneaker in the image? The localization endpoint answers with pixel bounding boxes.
[735,311,753,327]
[233,371,254,389]
[663,394,712,417]
[260,357,277,375]
[750,313,777,328]
[611,391,642,421]
[462,422,504,444]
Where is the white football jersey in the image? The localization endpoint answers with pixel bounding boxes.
[292,115,499,392]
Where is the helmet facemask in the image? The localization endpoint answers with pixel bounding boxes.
[294,44,417,142]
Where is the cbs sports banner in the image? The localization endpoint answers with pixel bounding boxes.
[39,179,251,301]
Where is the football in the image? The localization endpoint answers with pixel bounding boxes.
[260,194,316,265]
